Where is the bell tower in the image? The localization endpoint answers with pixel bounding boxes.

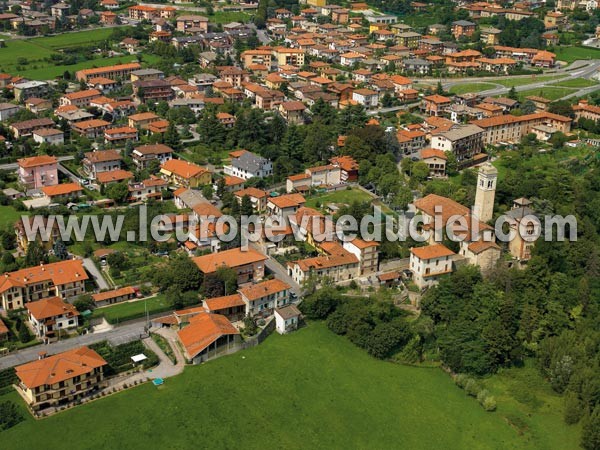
[473,162,497,223]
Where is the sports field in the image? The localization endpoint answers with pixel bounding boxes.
[0,323,579,449]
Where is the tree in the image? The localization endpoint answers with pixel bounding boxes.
[521,100,536,115]
[73,294,94,312]
[202,184,214,200]
[240,195,254,216]
[106,182,129,203]
[508,86,518,100]
[164,121,181,149]
[25,240,47,266]
[582,406,600,450]
[18,320,31,343]
[548,100,574,118]
[52,238,68,260]
[436,81,445,95]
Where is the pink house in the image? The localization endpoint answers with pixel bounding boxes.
[18,155,58,190]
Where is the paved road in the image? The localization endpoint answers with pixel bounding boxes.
[83,258,110,290]
[0,319,147,370]
[0,155,74,171]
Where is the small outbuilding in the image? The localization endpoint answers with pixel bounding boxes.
[274,304,301,334]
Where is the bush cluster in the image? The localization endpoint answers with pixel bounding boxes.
[454,374,497,412]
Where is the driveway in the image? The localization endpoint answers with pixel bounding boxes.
[83,258,110,290]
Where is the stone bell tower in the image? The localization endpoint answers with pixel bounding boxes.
[473,162,497,223]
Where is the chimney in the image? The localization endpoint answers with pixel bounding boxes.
[38,351,47,360]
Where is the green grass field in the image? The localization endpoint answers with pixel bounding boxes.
[449,82,498,95]
[304,187,374,208]
[552,77,599,88]
[517,87,576,101]
[0,27,156,79]
[554,46,600,63]
[0,323,578,449]
[0,205,25,229]
[207,11,252,24]
[91,294,171,324]
[493,74,567,88]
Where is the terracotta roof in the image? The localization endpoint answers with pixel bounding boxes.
[42,183,83,197]
[468,239,500,254]
[203,294,245,312]
[25,296,79,320]
[63,89,101,100]
[411,244,455,260]
[129,112,159,122]
[224,175,245,186]
[290,249,358,272]
[193,248,267,273]
[92,286,136,303]
[15,346,107,389]
[0,318,8,335]
[268,193,306,209]
[161,159,209,179]
[377,271,400,281]
[234,187,268,199]
[239,279,291,301]
[424,94,452,104]
[18,155,57,168]
[421,148,447,160]
[350,238,379,249]
[73,119,110,130]
[84,149,121,163]
[96,170,134,184]
[177,313,239,359]
[134,144,173,155]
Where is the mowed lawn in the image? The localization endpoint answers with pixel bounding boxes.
[554,45,600,63]
[449,82,498,95]
[304,187,374,208]
[0,323,578,450]
[553,77,599,88]
[0,205,26,229]
[517,86,577,101]
[493,74,567,88]
[91,294,171,324]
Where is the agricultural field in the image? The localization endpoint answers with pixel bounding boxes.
[0,324,578,449]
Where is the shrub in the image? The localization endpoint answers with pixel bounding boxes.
[481,396,497,412]
[454,374,469,389]
[477,389,490,404]
[464,379,480,397]
[564,392,583,425]
[0,401,24,430]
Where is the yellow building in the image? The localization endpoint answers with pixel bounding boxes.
[272,47,306,67]
[160,159,212,188]
[306,0,327,7]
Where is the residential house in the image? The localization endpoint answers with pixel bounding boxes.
[223,150,273,180]
[41,183,83,202]
[343,238,379,275]
[32,129,64,146]
[267,193,306,219]
[59,89,101,107]
[287,244,359,284]
[26,296,80,341]
[420,148,447,177]
[132,144,173,170]
[430,124,485,162]
[128,176,168,202]
[82,149,122,179]
[239,278,292,317]
[17,155,58,190]
[14,346,107,411]
[25,98,51,114]
[10,118,55,139]
[0,103,21,121]
[234,187,268,212]
[279,101,307,124]
[423,94,452,116]
[134,79,173,103]
[75,63,141,82]
[0,259,88,311]
[160,159,212,188]
[410,244,455,289]
[192,248,267,284]
[352,88,379,109]
[96,170,134,187]
[274,304,302,334]
[13,81,48,102]
[452,20,476,39]
[104,127,138,146]
[71,119,110,139]
[176,15,208,33]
